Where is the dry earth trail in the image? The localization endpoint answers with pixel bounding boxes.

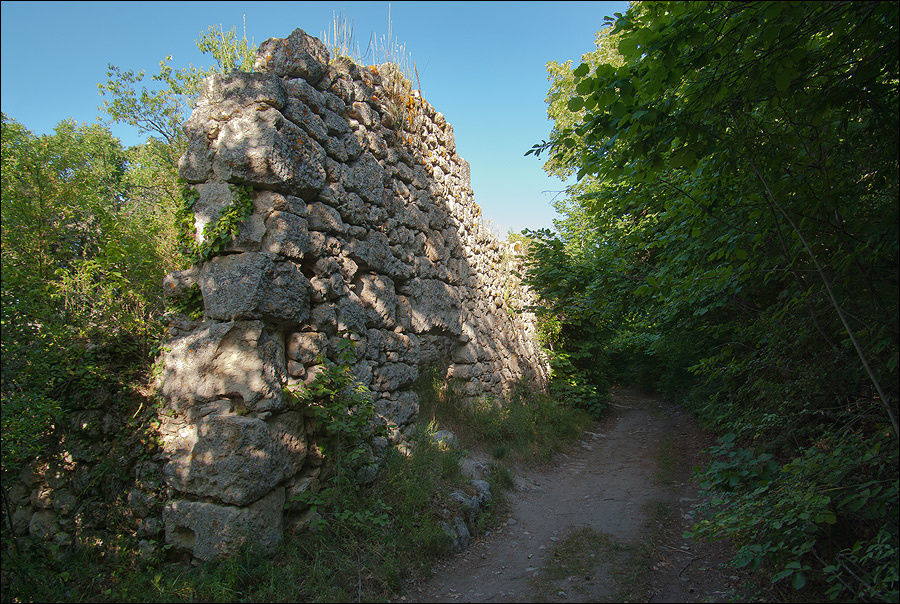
[401,389,760,603]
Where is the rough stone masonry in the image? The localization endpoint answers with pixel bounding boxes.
[153,28,550,560]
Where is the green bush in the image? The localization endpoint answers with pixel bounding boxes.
[690,429,898,599]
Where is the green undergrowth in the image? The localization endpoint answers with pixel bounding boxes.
[414,365,594,465]
[4,353,554,602]
[687,429,899,601]
[1,421,497,603]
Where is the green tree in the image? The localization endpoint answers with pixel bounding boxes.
[1,20,258,481]
[527,1,898,598]
[1,115,162,477]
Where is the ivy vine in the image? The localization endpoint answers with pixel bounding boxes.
[176,178,254,263]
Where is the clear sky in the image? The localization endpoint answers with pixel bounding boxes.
[0,0,629,234]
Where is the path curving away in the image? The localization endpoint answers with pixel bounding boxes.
[400,389,756,603]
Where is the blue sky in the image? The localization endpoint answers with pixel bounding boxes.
[0,1,629,234]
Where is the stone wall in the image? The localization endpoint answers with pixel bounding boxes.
[153,28,550,560]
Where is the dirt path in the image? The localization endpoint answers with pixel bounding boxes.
[401,389,757,603]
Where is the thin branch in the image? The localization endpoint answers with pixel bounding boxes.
[747,157,898,437]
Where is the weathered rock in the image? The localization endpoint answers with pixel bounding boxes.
[440,515,470,552]
[471,479,491,506]
[261,211,309,259]
[286,331,327,364]
[138,517,163,539]
[199,253,309,324]
[307,201,347,234]
[290,102,330,145]
[371,363,418,392]
[165,414,296,506]
[348,231,412,280]
[212,107,326,195]
[163,488,285,560]
[179,136,213,183]
[344,152,385,205]
[255,28,330,84]
[357,274,398,329]
[254,190,308,217]
[284,77,327,114]
[403,278,462,335]
[156,320,284,412]
[12,506,31,536]
[375,391,419,426]
[29,509,58,539]
[201,71,287,112]
[336,291,367,335]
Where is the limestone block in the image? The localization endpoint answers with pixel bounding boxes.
[375,391,419,426]
[284,77,327,114]
[163,488,284,560]
[201,72,287,112]
[348,101,374,127]
[358,274,398,329]
[447,363,475,381]
[12,505,31,536]
[284,98,328,142]
[225,212,267,253]
[343,130,363,160]
[418,334,453,367]
[350,360,374,388]
[309,303,337,334]
[190,182,234,244]
[451,343,478,364]
[212,107,326,196]
[329,74,358,105]
[165,414,297,506]
[371,362,418,392]
[365,329,420,365]
[6,482,28,506]
[366,130,387,158]
[314,256,341,277]
[29,509,58,540]
[267,411,308,475]
[179,136,213,183]
[255,28,329,84]
[316,137,343,164]
[199,253,309,325]
[253,190,308,218]
[286,332,327,365]
[336,291,367,335]
[261,211,309,259]
[394,295,414,332]
[339,255,359,282]
[324,157,345,183]
[323,108,350,134]
[344,152,385,205]
[348,231,412,281]
[156,320,284,412]
[401,278,462,335]
[307,201,347,234]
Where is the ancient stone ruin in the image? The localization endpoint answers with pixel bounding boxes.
[152,28,550,560]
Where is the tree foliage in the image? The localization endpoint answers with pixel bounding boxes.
[1,22,257,482]
[1,114,164,476]
[526,1,898,599]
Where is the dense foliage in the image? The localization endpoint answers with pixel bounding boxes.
[526,1,898,599]
[1,23,256,518]
[1,115,170,477]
